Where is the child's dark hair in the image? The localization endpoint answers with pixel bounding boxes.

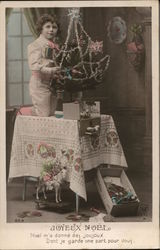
[36,14,59,36]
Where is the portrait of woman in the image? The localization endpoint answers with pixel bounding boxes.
[28,14,61,116]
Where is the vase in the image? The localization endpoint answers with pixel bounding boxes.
[56,90,64,111]
[71,91,83,102]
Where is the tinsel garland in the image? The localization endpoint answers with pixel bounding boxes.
[49,8,110,92]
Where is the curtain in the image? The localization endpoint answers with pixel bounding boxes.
[6,8,13,24]
[23,8,57,38]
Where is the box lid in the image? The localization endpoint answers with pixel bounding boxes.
[101,164,128,173]
[109,163,128,170]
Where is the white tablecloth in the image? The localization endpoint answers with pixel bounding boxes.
[9,115,127,200]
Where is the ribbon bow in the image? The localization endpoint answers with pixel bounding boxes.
[65,68,72,80]
[47,41,59,51]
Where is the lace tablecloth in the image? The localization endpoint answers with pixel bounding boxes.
[9,115,127,201]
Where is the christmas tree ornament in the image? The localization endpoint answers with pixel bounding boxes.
[107,16,127,44]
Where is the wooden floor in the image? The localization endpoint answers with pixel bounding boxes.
[6,169,152,223]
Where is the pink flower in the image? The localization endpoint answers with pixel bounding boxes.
[127,42,138,52]
[43,173,52,182]
[75,165,80,172]
[137,44,144,51]
[75,158,81,164]
[69,149,74,155]
[37,142,47,151]
[26,144,34,156]
[89,41,103,54]
[66,153,70,160]
[52,151,56,158]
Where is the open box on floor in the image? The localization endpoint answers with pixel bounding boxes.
[94,165,140,217]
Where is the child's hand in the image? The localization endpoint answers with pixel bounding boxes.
[52,66,61,74]
[41,59,54,67]
[52,67,62,79]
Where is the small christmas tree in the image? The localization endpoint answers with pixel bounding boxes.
[50,8,110,93]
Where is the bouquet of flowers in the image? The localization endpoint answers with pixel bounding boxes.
[127,24,145,71]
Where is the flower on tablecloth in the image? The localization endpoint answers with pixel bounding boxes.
[61,149,82,174]
[61,149,74,164]
[75,164,80,172]
[66,153,70,161]
[74,157,82,172]
[37,142,56,159]
[26,144,34,156]
[68,149,74,155]
[105,129,119,147]
[37,143,48,158]
[75,157,81,164]
[25,143,35,158]
[47,144,56,158]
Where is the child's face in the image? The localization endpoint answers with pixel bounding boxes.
[41,21,58,40]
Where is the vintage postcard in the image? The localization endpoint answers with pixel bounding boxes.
[0,0,159,249]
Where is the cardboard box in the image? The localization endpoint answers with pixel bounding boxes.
[94,166,140,217]
[63,102,101,136]
[63,101,100,120]
[63,103,81,120]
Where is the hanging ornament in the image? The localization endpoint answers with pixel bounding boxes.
[107,16,127,44]
[89,41,103,54]
[68,8,81,20]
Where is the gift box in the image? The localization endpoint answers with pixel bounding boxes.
[94,165,140,217]
[63,102,101,137]
[63,101,100,120]
[63,102,81,120]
